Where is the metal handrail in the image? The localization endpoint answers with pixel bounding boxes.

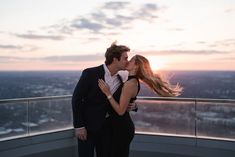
[0,95,72,103]
[137,96,235,103]
[1,95,235,104]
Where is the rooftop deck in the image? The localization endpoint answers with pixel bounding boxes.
[0,96,235,157]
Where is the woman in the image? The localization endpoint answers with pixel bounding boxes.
[98,55,182,157]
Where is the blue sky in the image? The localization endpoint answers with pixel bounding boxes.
[0,0,235,71]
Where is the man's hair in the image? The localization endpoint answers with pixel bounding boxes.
[105,42,130,65]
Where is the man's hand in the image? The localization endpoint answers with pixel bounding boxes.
[127,102,138,112]
[75,127,87,141]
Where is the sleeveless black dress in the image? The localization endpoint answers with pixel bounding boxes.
[109,75,140,157]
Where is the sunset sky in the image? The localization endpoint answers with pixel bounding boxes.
[0,0,235,71]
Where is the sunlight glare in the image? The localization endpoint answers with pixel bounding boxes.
[148,56,166,72]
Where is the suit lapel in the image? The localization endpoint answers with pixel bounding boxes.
[97,64,105,80]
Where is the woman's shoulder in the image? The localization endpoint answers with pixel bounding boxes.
[124,78,138,88]
[122,78,139,97]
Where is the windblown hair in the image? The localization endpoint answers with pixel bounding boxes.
[135,55,183,97]
[105,41,130,65]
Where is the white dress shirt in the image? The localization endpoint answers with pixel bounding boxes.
[103,64,128,94]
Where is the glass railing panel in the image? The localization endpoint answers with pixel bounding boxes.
[1,96,235,142]
[197,101,235,140]
[0,101,28,140]
[131,99,195,136]
[28,97,73,135]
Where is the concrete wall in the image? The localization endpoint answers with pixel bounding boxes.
[1,130,235,157]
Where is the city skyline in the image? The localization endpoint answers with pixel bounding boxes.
[0,0,235,71]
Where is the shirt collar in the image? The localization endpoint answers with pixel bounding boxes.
[103,64,118,77]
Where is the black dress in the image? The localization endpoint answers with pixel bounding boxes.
[109,75,140,157]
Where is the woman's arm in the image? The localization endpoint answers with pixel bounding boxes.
[98,79,137,116]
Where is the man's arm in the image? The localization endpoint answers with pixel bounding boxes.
[72,70,90,128]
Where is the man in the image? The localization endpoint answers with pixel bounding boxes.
[72,42,136,157]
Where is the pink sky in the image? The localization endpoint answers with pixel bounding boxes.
[0,0,235,71]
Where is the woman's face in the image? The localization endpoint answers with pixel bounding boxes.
[126,56,137,71]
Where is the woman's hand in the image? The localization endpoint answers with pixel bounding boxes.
[98,79,111,96]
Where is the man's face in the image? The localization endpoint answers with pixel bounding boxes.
[126,56,136,71]
[116,51,128,70]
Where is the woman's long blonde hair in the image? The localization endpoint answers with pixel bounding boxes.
[135,55,182,97]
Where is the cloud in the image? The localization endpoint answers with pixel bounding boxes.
[139,49,231,56]
[0,44,22,50]
[50,2,160,35]
[0,44,38,52]
[41,54,104,62]
[0,56,26,63]
[0,54,104,63]
[102,1,130,10]
[196,41,207,44]
[202,39,235,49]
[168,28,184,31]
[11,2,161,41]
[43,20,74,35]
[133,3,159,21]
[71,18,105,33]
[1,49,230,64]
[194,39,235,49]
[225,8,235,13]
[214,39,235,47]
[218,57,235,61]
[15,33,65,40]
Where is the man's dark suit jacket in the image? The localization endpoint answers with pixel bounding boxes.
[72,65,110,132]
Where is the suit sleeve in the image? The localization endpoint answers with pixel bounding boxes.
[72,70,90,128]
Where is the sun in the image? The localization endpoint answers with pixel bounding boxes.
[148,56,166,72]
[150,62,160,71]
